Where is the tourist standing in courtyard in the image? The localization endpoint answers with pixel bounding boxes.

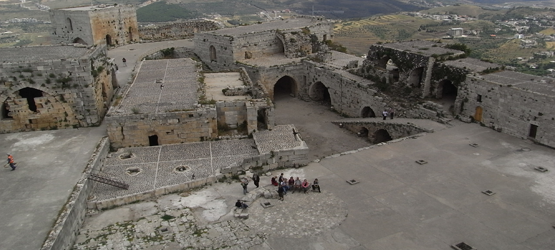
[389,108,395,119]
[122,57,127,66]
[382,110,388,120]
[241,178,249,194]
[277,184,285,201]
[252,173,260,188]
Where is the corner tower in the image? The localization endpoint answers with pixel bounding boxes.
[50,4,139,46]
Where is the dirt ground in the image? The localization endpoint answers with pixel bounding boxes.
[273,94,370,161]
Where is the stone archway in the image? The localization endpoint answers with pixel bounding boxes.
[73,37,87,45]
[308,81,330,105]
[358,127,369,137]
[408,67,424,87]
[361,106,376,118]
[373,129,392,144]
[273,76,298,101]
[19,87,43,112]
[105,34,112,46]
[210,45,217,62]
[436,79,458,113]
[377,56,390,69]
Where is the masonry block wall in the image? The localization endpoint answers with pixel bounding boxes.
[0,45,112,133]
[105,110,218,148]
[194,33,235,71]
[50,4,139,46]
[459,74,555,147]
[139,20,219,41]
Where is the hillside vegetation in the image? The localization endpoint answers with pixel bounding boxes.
[137,2,201,22]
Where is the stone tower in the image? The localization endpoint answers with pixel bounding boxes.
[50,4,139,46]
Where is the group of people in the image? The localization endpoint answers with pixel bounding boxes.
[382,108,395,120]
[272,173,321,201]
[238,173,322,203]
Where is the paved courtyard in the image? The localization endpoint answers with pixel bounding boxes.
[75,95,555,250]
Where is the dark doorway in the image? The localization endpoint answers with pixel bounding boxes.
[19,88,43,112]
[361,106,376,118]
[528,124,538,139]
[273,76,297,101]
[437,79,457,114]
[106,34,112,46]
[308,81,330,105]
[257,108,268,130]
[2,101,12,119]
[148,134,159,146]
[389,68,399,83]
[408,67,424,87]
[373,129,392,144]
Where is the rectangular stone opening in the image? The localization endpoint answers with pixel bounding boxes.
[481,190,495,196]
[451,242,475,250]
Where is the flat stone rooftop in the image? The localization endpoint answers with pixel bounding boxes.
[212,17,325,36]
[476,71,555,96]
[381,40,464,57]
[114,58,199,115]
[253,124,307,154]
[0,45,89,63]
[443,57,501,73]
[204,72,250,101]
[60,5,116,11]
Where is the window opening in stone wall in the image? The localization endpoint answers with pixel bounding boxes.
[19,87,43,112]
[106,34,112,46]
[209,45,217,62]
[128,27,133,41]
[308,81,330,105]
[66,18,73,32]
[361,106,376,118]
[477,94,482,102]
[148,134,159,146]
[273,76,297,101]
[529,124,538,139]
[408,67,424,87]
[1,101,12,119]
[73,37,87,45]
[373,129,392,144]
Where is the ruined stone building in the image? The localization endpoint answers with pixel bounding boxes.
[0,45,115,133]
[105,58,273,148]
[50,4,139,46]
[194,16,334,71]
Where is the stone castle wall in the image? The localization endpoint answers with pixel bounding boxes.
[139,20,219,41]
[105,109,218,148]
[194,33,235,71]
[459,75,555,147]
[0,45,113,133]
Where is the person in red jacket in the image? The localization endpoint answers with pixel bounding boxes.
[301,179,310,193]
[7,154,16,171]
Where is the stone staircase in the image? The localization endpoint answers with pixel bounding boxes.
[88,173,129,190]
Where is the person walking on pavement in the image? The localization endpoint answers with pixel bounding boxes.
[241,178,249,195]
[382,110,388,120]
[122,57,127,67]
[389,108,395,119]
[7,154,16,171]
[252,173,260,188]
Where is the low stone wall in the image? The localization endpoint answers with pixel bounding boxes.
[88,176,218,210]
[221,147,310,174]
[40,137,110,250]
[333,120,431,143]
